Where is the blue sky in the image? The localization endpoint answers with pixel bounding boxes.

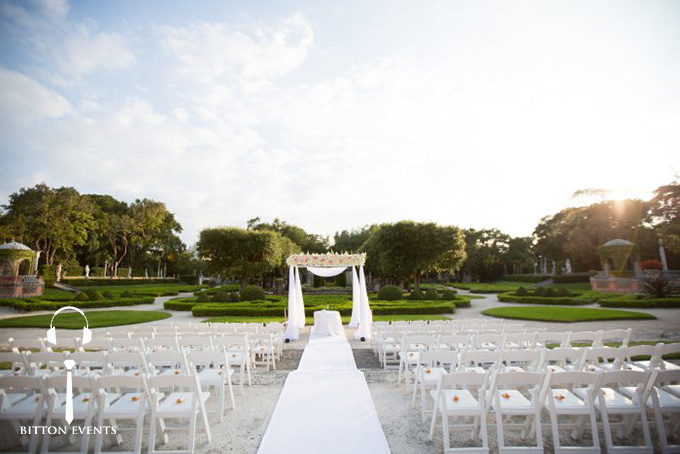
[1,0,678,245]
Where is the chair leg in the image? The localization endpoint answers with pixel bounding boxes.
[495,409,506,453]
[429,397,440,440]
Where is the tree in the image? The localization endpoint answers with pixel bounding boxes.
[197,227,299,292]
[505,236,535,275]
[362,221,466,290]
[129,198,183,275]
[333,225,377,252]
[647,181,680,253]
[0,184,95,265]
[247,217,328,253]
[461,228,511,282]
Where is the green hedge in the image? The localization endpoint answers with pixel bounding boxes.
[497,292,591,306]
[178,275,200,285]
[0,296,155,311]
[164,298,199,311]
[500,274,550,283]
[599,297,680,308]
[552,273,591,284]
[64,278,179,287]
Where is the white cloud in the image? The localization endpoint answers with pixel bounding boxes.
[157,12,314,84]
[0,68,71,123]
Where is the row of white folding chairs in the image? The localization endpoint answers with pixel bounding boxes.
[375,329,634,368]
[8,331,280,371]
[413,360,680,454]
[2,336,256,394]
[0,371,218,454]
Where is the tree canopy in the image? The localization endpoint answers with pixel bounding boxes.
[247,217,328,253]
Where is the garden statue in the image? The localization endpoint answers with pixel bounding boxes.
[85,264,90,278]
[56,263,62,282]
[145,268,149,278]
[127,266,132,278]
[104,260,108,277]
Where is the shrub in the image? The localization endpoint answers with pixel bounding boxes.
[85,290,105,301]
[196,293,212,303]
[164,299,199,311]
[441,289,457,301]
[642,276,679,299]
[120,290,133,298]
[639,260,663,271]
[178,275,200,285]
[64,264,84,277]
[102,291,114,299]
[75,292,89,301]
[599,296,680,308]
[454,299,471,308]
[211,291,231,302]
[552,273,591,283]
[408,290,424,301]
[241,285,266,301]
[557,287,571,297]
[497,291,591,306]
[423,289,440,300]
[228,292,240,302]
[534,287,546,296]
[501,274,550,283]
[377,285,403,301]
[515,286,529,296]
[41,265,56,286]
[544,288,558,298]
[5,296,154,311]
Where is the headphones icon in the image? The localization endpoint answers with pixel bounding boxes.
[46,306,92,345]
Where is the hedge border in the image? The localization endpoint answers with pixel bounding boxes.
[0,296,155,311]
[497,292,592,306]
[599,297,680,308]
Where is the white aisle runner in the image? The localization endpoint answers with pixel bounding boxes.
[257,333,391,454]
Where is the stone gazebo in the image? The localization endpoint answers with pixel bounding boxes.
[0,241,44,298]
[590,238,640,293]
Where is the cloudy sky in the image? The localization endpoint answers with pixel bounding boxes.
[1,0,678,245]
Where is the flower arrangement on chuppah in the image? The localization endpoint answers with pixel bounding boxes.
[285,252,366,267]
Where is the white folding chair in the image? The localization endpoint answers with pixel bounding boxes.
[146,351,190,376]
[492,371,545,454]
[10,337,50,353]
[458,349,500,374]
[472,333,507,351]
[145,337,180,352]
[0,376,47,453]
[535,332,571,349]
[398,335,437,385]
[187,350,235,422]
[543,348,587,374]
[178,336,213,352]
[212,335,251,394]
[107,351,149,377]
[0,352,30,377]
[109,337,146,353]
[428,371,490,454]
[71,352,108,377]
[25,352,67,377]
[261,325,284,360]
[543,370,602,454]
[649,369,680,454]
[626,343,665,372]
[412,350,458,420]
[436,334,472,351]
[95,374,149,454]
[42,375,98,454]
[147,374,211,454]
[249,334,276,371]
[598,328,632,348]
[504,332,537,350]
[583,347,627,372]
[500,349,544,373]
[567,331,603,349]
[656,343,680,371]
[594,370,654,454]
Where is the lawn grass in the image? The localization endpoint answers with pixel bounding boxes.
[451,282,521,293]
[482,306,655,323]
[0,310,171,329]
[203,314,450,324]
[43,288,76,298]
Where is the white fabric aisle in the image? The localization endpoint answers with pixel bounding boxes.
[257,333,391,454]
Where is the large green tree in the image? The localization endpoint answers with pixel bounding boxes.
[197,227,299,292]
[362,221,466,290]
[647,181,680,254]
[0,184,95,265]
[462,228,511,282]
[333,225,376,252]
[247,217,328,253]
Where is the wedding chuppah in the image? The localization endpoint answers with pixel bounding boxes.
[283,253,373,341]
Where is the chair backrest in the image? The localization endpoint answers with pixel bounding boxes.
[0,376,46,410]
[598,328,631,347]
[568,331,603,347]
[439,370,488,390]
[187,350,228,368]
[458,349,500,370]
[584,347,627,370]
[108,351,148,374]
[655,369,680,388]
[146,350,188,374]
[494,371,544,394]
[10,337,49,353]
[147,373,200,395]
[598,369,652,392]
[404,335,437,347]
[72,351,109,370]
[472,332,506,349]
[418,350,458,371]
[623,344,663,369]
[438,334,471,350]
[26,351,67,370]
[504,332,536,349]
[179,336,213,350]
[536,332,570,348]
[543,348,587,370]
[145,336,180,351]
[0,352,29,375]
[110,337,145,352]
[547,369,602,388]
[500,349,544,372]
[662,342,680,358]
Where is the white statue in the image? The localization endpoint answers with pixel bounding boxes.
[127,266,132,278]
[84,264,90,278]
[56,263,62,282]
[145,268,149,278]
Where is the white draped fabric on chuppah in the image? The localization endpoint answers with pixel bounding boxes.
[283,253,373,341]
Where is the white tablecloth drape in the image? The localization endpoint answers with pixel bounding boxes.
[311,310,343,336]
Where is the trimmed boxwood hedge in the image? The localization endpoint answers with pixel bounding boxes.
[599,297,680,308]
[500,274,551,283]
[0,296,155,312]
[497,292,591,306]
[163,298,199,311]
[63,278,178,287]
[552,273,591,284]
